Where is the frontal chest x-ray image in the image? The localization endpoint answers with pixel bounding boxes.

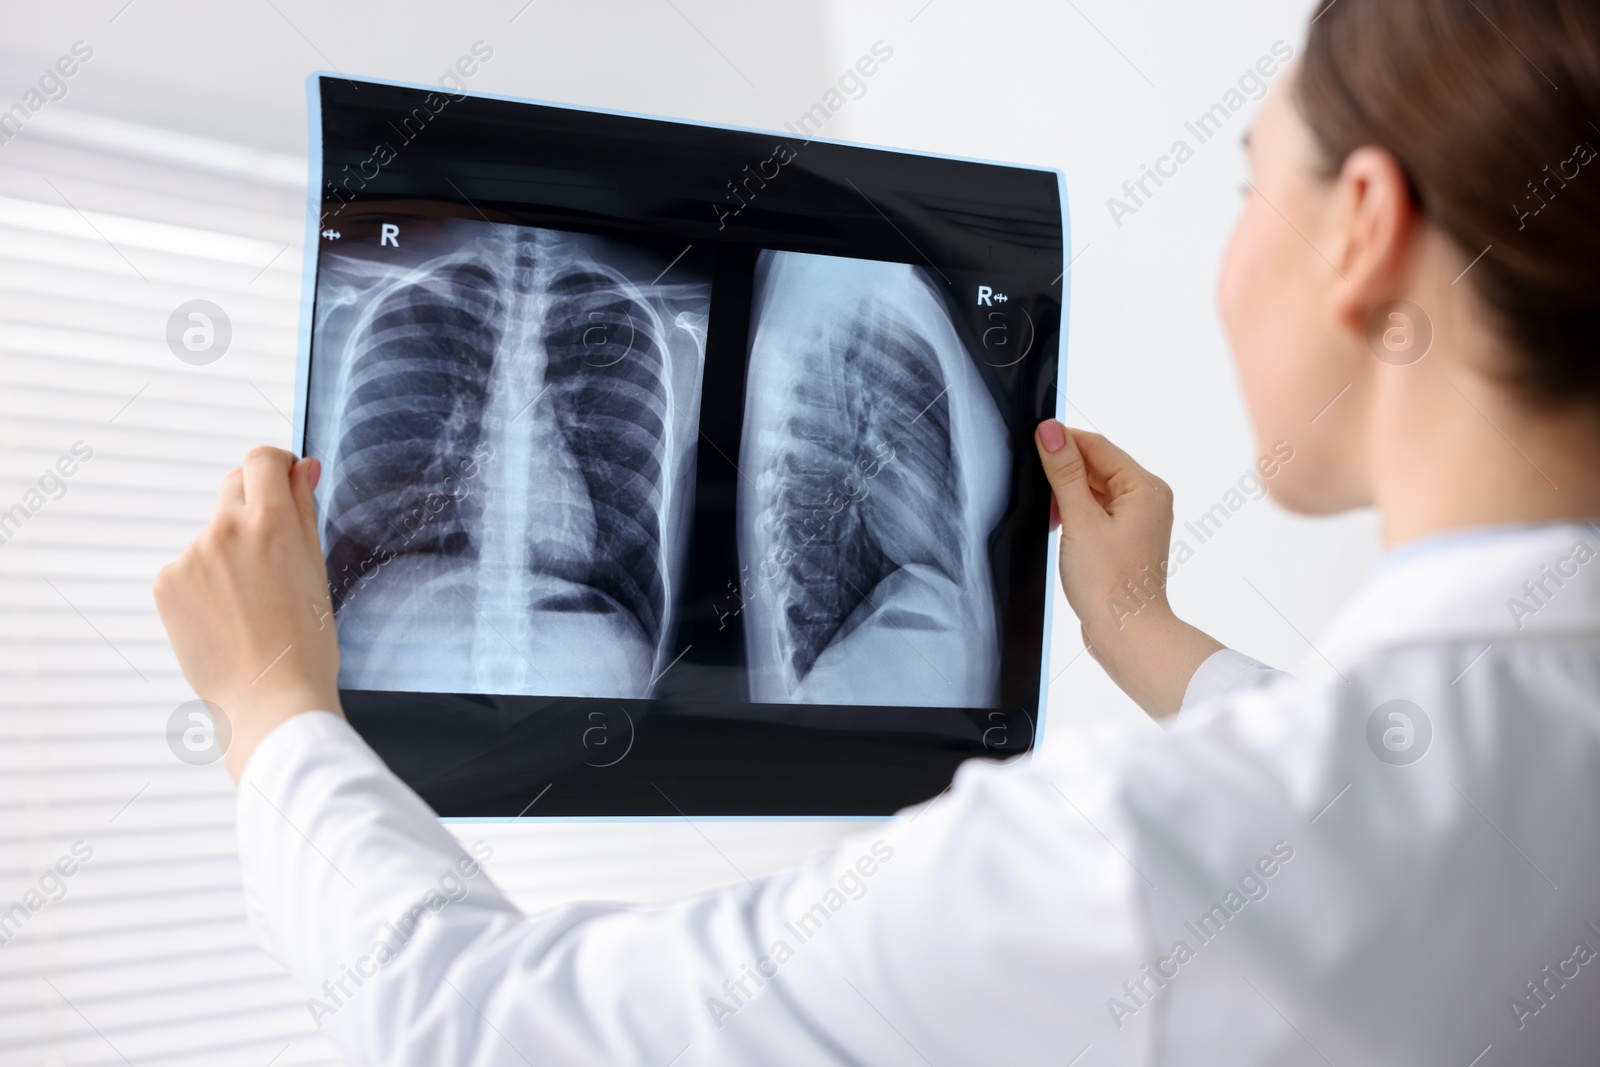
[306,220,710,699]
[738,251,1010,707]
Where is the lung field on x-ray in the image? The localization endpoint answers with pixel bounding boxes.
[308,220,709,699]
[774,319,960,676]
[739,251,1008,708]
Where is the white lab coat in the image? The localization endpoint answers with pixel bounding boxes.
[238,520,1600,1065]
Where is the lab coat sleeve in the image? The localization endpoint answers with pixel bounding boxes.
[1177,648,1285,715]
[236,711,1153,1066]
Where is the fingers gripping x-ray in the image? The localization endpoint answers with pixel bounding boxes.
[738,251,1009,707]
[312,222,709,699]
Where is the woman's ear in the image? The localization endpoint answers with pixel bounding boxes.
[1326,145,1423,332]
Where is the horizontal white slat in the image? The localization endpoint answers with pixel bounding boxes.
[0,144,304,234]
[29,108,306,189]
[0,229,304,297]
[0,197,297,267]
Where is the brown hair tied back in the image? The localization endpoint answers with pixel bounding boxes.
[1298,0,1600,407]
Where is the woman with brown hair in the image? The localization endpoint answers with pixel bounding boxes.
[153,0,1600,1062]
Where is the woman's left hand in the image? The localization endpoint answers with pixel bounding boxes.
[1035,420,1224,716]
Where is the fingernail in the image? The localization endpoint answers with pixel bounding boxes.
[1037,419,1067,454]
[306,457,321,491]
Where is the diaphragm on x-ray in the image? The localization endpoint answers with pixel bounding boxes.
[738,251,1008,707]
[307,220,709,699]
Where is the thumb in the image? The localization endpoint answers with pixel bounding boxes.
[1035,420,1101,526]
[290,456,324,558]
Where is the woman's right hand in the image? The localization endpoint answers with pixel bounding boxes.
[153,447,343,782]
[1034,420,1224,717]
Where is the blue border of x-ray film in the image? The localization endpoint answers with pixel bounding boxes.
[291,72,1071,823]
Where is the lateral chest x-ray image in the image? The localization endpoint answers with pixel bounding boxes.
[739,251,1008,707]
[307,220,711,699]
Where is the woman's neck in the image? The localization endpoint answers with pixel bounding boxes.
[1371,358,1600,549]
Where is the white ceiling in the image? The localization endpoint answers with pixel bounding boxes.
[0,0,836,155]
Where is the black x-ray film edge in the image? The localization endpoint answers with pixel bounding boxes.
[290,72,1069,818]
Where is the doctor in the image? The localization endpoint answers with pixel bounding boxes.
[154,0,1600,1062]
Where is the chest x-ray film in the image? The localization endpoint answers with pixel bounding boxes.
[294,75,1067,817]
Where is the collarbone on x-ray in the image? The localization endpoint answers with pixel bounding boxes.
[738,250,1009,707]
[311,222,708,699]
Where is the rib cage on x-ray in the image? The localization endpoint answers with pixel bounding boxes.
[738,251,1009,707]
[310,222,708,698]
[772,320,956,677]
[322,258,499,607]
